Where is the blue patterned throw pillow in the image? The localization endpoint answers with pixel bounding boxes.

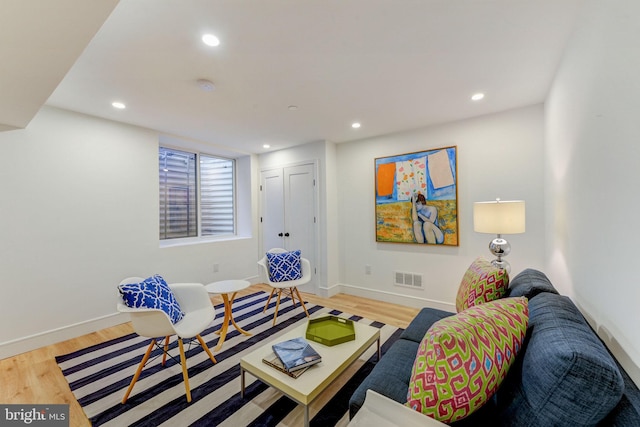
[118,275,185,324]
[266,250,303,282]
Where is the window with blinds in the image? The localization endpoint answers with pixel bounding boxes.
[159,147,235,240]
[200,154,234,236]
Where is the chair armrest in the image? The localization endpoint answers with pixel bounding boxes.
[348,390,447,427]
[258,257,270,282]
[258,257,267,269]
[117,303,175,337]
[117,303,164,314]
[301,258,310,277]
[170,283,212,312]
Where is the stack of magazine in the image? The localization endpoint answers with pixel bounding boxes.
[262,337,322,378]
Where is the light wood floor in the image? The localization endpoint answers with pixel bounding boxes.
[0,284,419,427]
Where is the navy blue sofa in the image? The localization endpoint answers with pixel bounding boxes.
[349,269,640,426]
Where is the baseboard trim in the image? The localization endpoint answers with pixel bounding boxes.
[245,274,260,284]
[575,299,640,388]
[318,282,342,298]
[0,312,128,360]
[596,325,640,388]
[337,283,455,312]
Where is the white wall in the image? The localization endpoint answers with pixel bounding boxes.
[337,105,546,310]
[0,107,259,358]
[545,0,640,380]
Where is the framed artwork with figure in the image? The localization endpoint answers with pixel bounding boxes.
[375,146,458,246]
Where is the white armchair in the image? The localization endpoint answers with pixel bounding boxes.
[117,277,217,403]
[258,248,311,325]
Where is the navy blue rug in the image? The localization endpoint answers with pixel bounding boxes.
[56,291,402,426]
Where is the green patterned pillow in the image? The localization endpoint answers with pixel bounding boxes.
[406,297,529,423]
[456,257,509,312]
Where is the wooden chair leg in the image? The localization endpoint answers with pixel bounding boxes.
[178,338,192,403]
[263,288,276,313]
[273,289,283,325]
[197,334,217,364]
[161,336,170,366]
[294,287,310,317]
[290,287,298,306]
[122,339,155,404]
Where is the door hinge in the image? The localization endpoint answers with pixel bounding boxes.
[260,217,263,223]
[314,217,316,223]
[314,267,317,274]
[313,179,316,186]
[260,184,262,191]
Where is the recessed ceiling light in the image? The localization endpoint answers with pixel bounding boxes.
[202,34,220,47]
[197,78,215,91]
[471,93,485,101]
[352,122,361,129]
[263,144,271,149]
[112,102,126,109]
[288,105,299,111]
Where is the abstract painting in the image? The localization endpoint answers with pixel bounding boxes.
[375,146,458,245]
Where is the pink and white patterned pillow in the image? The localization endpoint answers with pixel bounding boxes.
[456,257,509,312]
[406,297,529,423]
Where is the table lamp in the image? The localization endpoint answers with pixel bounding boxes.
[473,199,525,273]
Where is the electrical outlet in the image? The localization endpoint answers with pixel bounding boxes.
[213,263,219,273]
[365,264,371,275]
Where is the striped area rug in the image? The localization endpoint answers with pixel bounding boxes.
[56,291,403,426]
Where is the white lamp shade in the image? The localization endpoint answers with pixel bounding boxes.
[473,200,526,234]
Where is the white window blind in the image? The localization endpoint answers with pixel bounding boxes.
[159,147,235,240]
[159,148,197,239]
[200,155,234,236]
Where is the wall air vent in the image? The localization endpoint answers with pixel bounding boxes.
[394,271,424,289]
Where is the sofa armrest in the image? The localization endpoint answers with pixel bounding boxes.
[348,389,447,427]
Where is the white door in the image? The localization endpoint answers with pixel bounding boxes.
[260,163,316,294]
[261,169,285,252]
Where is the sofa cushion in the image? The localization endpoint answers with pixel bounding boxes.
[399,307,454,343]
[506,268,559,299]
[599,363,640,426]
[495,292,624,425]
[456,257,509,312]
[349,339,419,418]
[406,297,529,423]
[266,250,302,282]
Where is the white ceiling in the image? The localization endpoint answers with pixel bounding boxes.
[4,0,585,154]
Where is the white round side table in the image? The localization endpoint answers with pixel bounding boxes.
[205,280,252,351]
